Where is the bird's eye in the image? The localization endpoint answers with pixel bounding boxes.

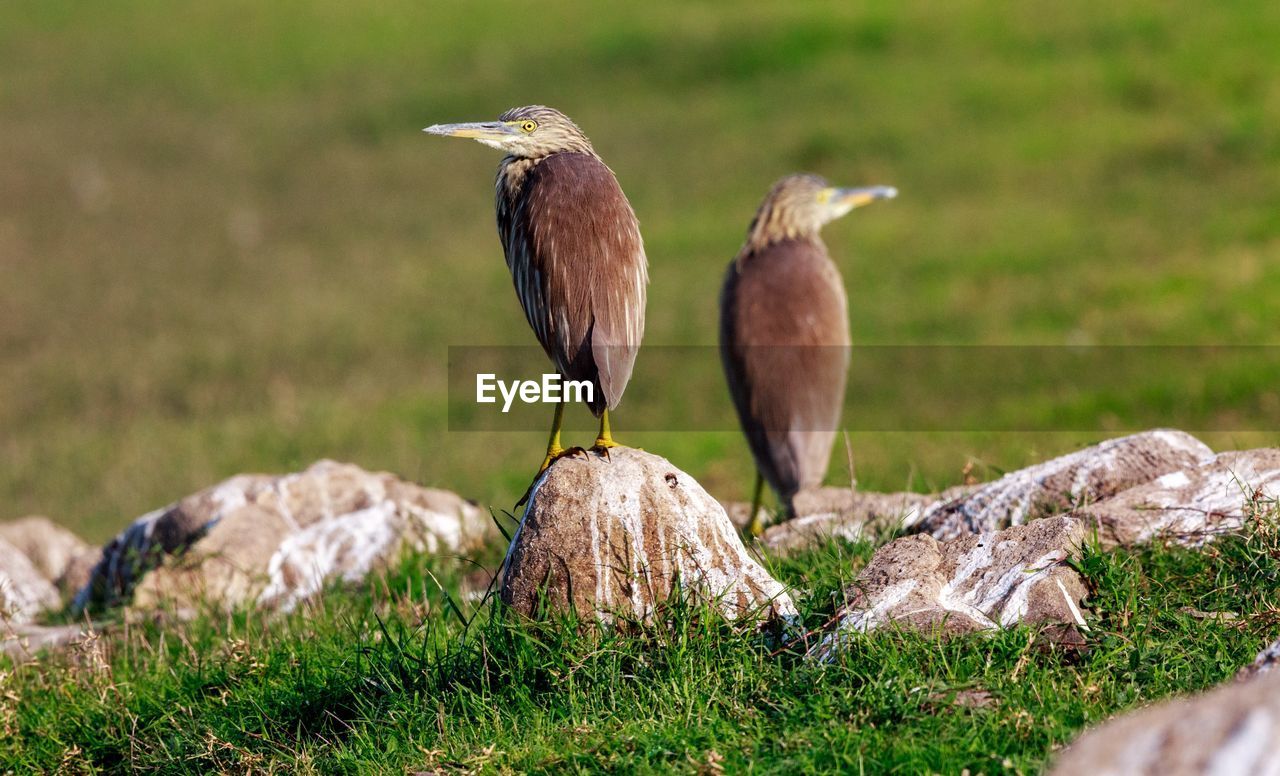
[816,189,833,204]
[520,120,538,133]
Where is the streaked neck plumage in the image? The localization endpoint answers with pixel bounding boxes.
[496,145,602,201]
[738,205,825,267]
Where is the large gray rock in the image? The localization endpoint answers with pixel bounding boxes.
[810,516,1088,661]
[907,430,1213,540]
[0,516,95,596]
[502,448,797,625]
[75,460,493,615]
[1,538,60,625]
[1079,448,1280,547]
[1050,671,1280,775]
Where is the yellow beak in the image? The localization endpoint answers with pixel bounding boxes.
[834,185,899,209]
[422,121,517,141]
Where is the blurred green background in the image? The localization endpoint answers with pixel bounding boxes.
[3,0,1278,542]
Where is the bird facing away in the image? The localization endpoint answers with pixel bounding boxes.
[719,174,896,535]
[424,106,648,477]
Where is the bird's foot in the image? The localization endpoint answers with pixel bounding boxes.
[589,436,619,460]
[514,484,535,509]
[747,514,766,538]
[543,445,589,472]
[515,446,588,508]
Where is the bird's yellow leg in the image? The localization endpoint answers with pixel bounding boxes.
[747,471,766,537]
[593,408,618,450]
[518,401,582,508]
[537,400,567,474]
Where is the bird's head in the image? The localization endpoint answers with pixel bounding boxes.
[423,105,595,158]
[748,174,897,248]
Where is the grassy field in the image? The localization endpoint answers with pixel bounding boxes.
[3,504,1278,773]
[3,0,1279,542]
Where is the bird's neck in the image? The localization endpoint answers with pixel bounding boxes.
[736,233,826,269]
[743,203,821,255]
[497,155,540,197]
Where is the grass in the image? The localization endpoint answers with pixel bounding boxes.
[2,0,1279,541]
[3,499,1278,773]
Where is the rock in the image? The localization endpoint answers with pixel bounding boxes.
[810,516,1088,661]
[1049,671,1280,775]
[1079,448,1280,547]
[1,538,61,624]
[2,622,100,658]
[721,488,949,537]
[75,473,268,610]
[757,487,969,555]
[1238,638,1280,682]
[0,516,96,622]
[928,687,996,710]
[502,448,797,625]
[460,567,500,604]
[75,460,492,614]
[907,430,1213,540]
[0,516,96,596]
[720,500,767,532]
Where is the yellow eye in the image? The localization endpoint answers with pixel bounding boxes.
[816,189,833,204]
[520,120,537,133]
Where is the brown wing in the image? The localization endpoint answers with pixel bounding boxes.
[720,237,851,504]
[498,153,647,415]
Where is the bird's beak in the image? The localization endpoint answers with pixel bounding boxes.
[422,121,516,141]
[832,185,899,210]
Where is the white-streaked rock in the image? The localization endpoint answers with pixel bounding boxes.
[0,516,95,595]
[502,448,797,625]
[754,487,969,554]
[1080,448,1280,547]
[810,516,1088,661]
[908,430,1213,540]
[1050,671,1280,775]
[0,538,60,624]
[260,503,419,612]
[75,460,492,614]
[1239,638,1280,682]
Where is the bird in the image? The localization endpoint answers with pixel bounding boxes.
[424,106,648,482]
[719,174,896,536]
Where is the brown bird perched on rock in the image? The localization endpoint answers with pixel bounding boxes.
[720,174,896,536]
[424,106,648,483]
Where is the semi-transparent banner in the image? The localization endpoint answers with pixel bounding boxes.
[447,345,1280,432]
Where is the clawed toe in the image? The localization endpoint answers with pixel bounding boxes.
[515,446,591,508]
[514,482,535,509]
